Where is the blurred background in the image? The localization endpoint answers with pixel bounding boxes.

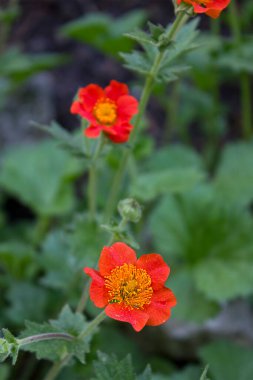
[1,0,253,380]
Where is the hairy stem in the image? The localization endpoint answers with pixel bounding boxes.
[18,333,74,347]
[104,11,189,222]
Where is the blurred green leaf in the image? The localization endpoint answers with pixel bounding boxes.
[130,145,204,201]
[0,47,68,83]
[216,38,253,74]
[20,305,91,363]
[0,242,36,279]
[199,341,253,380]
[0,364,10,380]
[34,121,88,158]
[0,140,83,216]
[149,187,253,307]
[60,10,147,57]
[5,282,48,324]
[214,141,253,207]
[41,215,105,291]
[169,366,203,380]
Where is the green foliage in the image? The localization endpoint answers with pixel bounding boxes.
[40,215,105,291]
[0,140,83,216]
[34,121,88,158]
[60,10,147,57]
[199,341,253,380]
[214,141,253,207]
[91,352,151,380]
[149,187,253,320]
[216,38,253,74]
[130,145,204,201]
[0,47,67,84]
[20,305,91,363]
[0,242,36,279]
[121,19,199,82]
[0,329,19,365]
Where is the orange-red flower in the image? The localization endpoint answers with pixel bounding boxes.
[71,80,138,143]
[84,242,176,332]
[177,0,231,18]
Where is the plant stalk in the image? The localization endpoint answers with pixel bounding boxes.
[104,11,189,222]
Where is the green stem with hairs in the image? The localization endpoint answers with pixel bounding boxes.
[87,135,105,220]
[18,333,74,347]
[104,11,189,222]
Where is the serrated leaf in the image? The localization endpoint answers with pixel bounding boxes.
[169,366,203,380]
[130,168,204,201]
[199,341,253,380]
[20,305,91,363]
[34,121,88,158]
[40,216,105,291]
[92,352,143,380]
[149,187,253,307]
[0,140,83,216]
[214,142,253,207]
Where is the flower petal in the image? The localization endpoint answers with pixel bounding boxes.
[103,123,133,143]
[136,254,170,290]
[145,287,177,326]
[78,84,104,111]
[105,80,129,101]
[99,242,137,276]
[105,303,149,332]
[84,268,108,308]
[84,125,101,138]
[117,95,139,122]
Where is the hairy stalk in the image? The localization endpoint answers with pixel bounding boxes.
[104,11,189,222]
[18,333,74,346]
[87,135,105,221]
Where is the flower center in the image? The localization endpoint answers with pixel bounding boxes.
[195,0,211,5]
[93,98,117,125]
[105,263,153,310]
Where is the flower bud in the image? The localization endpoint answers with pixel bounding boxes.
[117,198,142,223]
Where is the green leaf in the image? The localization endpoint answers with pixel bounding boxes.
[20,305,91,363]
[60,10,147,57]
[216,38,253,74]
[130,145,204,201]
[199,341,253,380]
[33,121,88,158]
[0,329,19,365]
[0,242,36,279]
[91,352,150,380]
[41,216,105,291]
[0,140,83,216]
[214,142,253,207]
[0,47,68,83]
[5,282,48,324]
[130,168,204,202]
[169,366,203,380]
[149,187,253,306]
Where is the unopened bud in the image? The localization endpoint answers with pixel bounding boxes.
[117,198,142,223]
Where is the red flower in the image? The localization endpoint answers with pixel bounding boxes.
[84,242,176,332]
[71,80,138,143]
[177,0,231,18]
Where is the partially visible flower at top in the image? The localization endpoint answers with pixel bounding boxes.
[71,80,139,143]
[84,242,176,332]
[177,0,231,18]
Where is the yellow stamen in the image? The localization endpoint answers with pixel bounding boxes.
[105,263,153,310]
[93,98,117,125]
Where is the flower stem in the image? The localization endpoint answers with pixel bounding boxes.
[42,311,106,380]
[87,135,105,220]
[228,0,252,139]
[18,333,74,347]
[104,11,189,222]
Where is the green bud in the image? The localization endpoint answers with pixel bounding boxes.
[117,198,142,223]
